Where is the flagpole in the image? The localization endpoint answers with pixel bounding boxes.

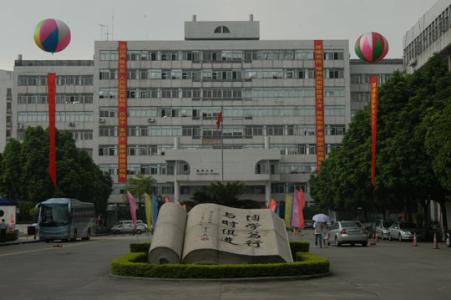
[221,105,224,182]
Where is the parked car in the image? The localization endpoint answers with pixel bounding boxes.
[111,220,147,234]
[375,220,393,240]
[388,222,417,241]
[327,220,369,247]
[304,221,314,229]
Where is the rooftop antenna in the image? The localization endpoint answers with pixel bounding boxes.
[98,24,107,40]
[112,9,115,40]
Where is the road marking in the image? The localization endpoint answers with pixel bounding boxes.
[0,242,94,258]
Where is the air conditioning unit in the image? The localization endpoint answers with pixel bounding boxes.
[99,117,106,123]
[148,118,155,123]
[69,122,76,127]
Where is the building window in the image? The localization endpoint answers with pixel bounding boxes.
[214,26,230,34]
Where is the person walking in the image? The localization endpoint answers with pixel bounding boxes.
[314,221,323,248]
[0,219,7,242]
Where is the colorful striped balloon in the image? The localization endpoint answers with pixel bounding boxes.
[355,32,389,63]
[34,19,71,53]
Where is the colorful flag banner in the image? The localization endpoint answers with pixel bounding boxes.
[144,193,152,229]
[127,191,137,226]
[291,190,301,228]
[47,73,57,187]
[299,189,306,229]
[314,40,326,173]
[269,199,277,213]
[152,193,159,226]
[284,193,292,228]
[370,75,378,188]
[117,41,128,183]
[216,111,223,129]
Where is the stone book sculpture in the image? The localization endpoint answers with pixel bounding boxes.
[148,203,293,264]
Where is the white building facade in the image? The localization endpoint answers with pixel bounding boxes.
[0,18,405,206]
[404,0,451,73]
[0,70,12,153]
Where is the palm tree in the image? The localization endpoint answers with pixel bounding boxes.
[193,181,254,208]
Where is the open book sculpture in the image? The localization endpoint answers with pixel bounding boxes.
[148,203,293,264]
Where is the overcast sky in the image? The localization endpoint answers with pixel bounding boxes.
[0,0,438,70]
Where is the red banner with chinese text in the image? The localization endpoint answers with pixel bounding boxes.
[370,75,378,188]
[117,41,128,183]
[47,73,57,187]
[314,40,325,173]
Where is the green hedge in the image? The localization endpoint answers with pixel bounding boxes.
[4,230,19,242]
[113,241,328,279]
[130,243,151,253]
[130,241,310,254]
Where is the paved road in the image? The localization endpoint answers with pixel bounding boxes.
[0,231,450,300]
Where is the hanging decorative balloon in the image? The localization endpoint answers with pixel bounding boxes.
[355,32,389,63]
[34,19,71,53]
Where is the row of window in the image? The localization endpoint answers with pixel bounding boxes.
[71,130,93,141]
[98,143,341,157]
[99,124,345,138]
[17,94,94,105]
[17,75,93,86]
[405,4,451,64]
[101,105,346,120]
[99,68,344,81]
[99,49,345,62]
[99,87,345,100]
[17,112,93,122]
[350,74,393,85]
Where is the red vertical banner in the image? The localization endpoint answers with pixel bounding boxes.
[370,75,378,188]
[117,41,128,183]
[314,40,326,173]
[47,73,57,187]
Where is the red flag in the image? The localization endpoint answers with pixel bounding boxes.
[370,75,378,188]
[269,199,277,212]
[47,73,57,187]
[299,189,305,229]
[127,191,137,227]
[216,111,223,129]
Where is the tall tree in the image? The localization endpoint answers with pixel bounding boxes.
[0,139,23,201]
[127,174,156,201]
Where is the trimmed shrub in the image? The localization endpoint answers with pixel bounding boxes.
[130,243,151,253]
[129,241,309,255]
[289,241,310,257]
[6,230,19,242]
[112,252,328,279]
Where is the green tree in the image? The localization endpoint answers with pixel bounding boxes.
[0,139,24,201]
[0,127,112,215]
[127,174,156,201]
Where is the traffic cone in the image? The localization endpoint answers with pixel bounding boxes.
[412,233,417,247]
[433,232,439,249]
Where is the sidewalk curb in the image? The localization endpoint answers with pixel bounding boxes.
[0,239,42,247]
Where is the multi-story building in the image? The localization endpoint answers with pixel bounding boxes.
[95,17,351,205]
[0,70,12,153]
[0,17,404,207]
[350,59,403,117]
[12,58,95,155]
[404,0,451,73]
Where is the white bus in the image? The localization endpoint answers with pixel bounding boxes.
[38,198,95,242]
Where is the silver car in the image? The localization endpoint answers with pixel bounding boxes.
[375,220,393,240]
[388,222,416,241]
[111,220,147,234]
[328,221,369,247]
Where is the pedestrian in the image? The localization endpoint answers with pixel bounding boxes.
[314,221,323,248]
[0,219,7,242]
